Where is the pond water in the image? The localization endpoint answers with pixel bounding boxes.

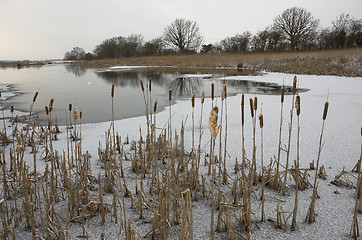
[0,64,307,125]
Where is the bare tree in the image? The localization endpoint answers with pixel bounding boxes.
[274,7,319,50]
[143,37,165,56]
[220,32,252,53]
[93,37,120,59]
[163,18,203,53]
[331,13,352,48]
[332,13,353,32]
[120,34,144,57]
[64,47,86,60]
[347,19,362,47]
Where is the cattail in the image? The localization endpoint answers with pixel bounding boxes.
[293,76,297,95]
[169,89,172,102]
[222,84,227,100]
[153,101,157,112]
[33,91,39,103]
[45,106,49,115]
[253,96,257,111]
[111,84,115,97]
[72,107,78,122]
[140,80,144,92]
[241,94,244,126]
[259,114,264,128]
[192,95,195,108]
[148,78,151,92]
[80,111,83,120]
[281,85,285,103]
[201,91,205,104]
[249,98,254,118]
[211,83,214,101]
[49,99,54,112]
[69,104,72,112]
[208,106,219,138]
[10,105,14,113]
[295,96,301,116]
[323,101,329,120]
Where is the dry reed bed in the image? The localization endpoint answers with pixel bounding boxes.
[0,77,361,240]
[73,48,362,77]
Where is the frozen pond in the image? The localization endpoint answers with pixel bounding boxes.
[0,64,307,124]
[1,64,361,239]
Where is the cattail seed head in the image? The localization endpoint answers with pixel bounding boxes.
[293,76,297,95]
[281,85,285,103]
[208,106,219,138]
[140,80,144,92]
[80,111,82,120]
[323,101,329,120]
[259,114,264,128]
[49,99,54,112]
[148,78,151,92]
[33,92,39,103]
[10,105,14,113]
[249,98,254,118]
[45,106,49,115]
[222,84,227,100]
[153,101,157,112]
[69,104,72,112]
[111,85,114,97]
[72,107,78,122]
[201,91,205,104]
[295,95,301,116]
[191,95,195,108]
[253,96,257,111]
[169,89,172,102]
[211,83,214,101]
[241,94,245,126]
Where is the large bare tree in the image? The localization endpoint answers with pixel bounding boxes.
[274,7,319,50]
[163,18,203,52]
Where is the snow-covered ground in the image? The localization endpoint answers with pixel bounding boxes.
[1,71,361,239]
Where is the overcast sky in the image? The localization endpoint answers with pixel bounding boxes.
[1,0,361,60]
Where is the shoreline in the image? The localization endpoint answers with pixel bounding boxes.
[72,48,362,77]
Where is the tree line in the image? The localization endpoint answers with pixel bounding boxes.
[64,7,362,60]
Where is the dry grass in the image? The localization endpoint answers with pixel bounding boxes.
[73,48,362,77]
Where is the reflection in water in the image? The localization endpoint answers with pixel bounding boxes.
[170,77,203,96]
[219,79,308,95]
[64,64,87,77]
[96,69,308,97]
[95,70,170,88]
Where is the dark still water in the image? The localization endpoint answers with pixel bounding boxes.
[0,64,303,124]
